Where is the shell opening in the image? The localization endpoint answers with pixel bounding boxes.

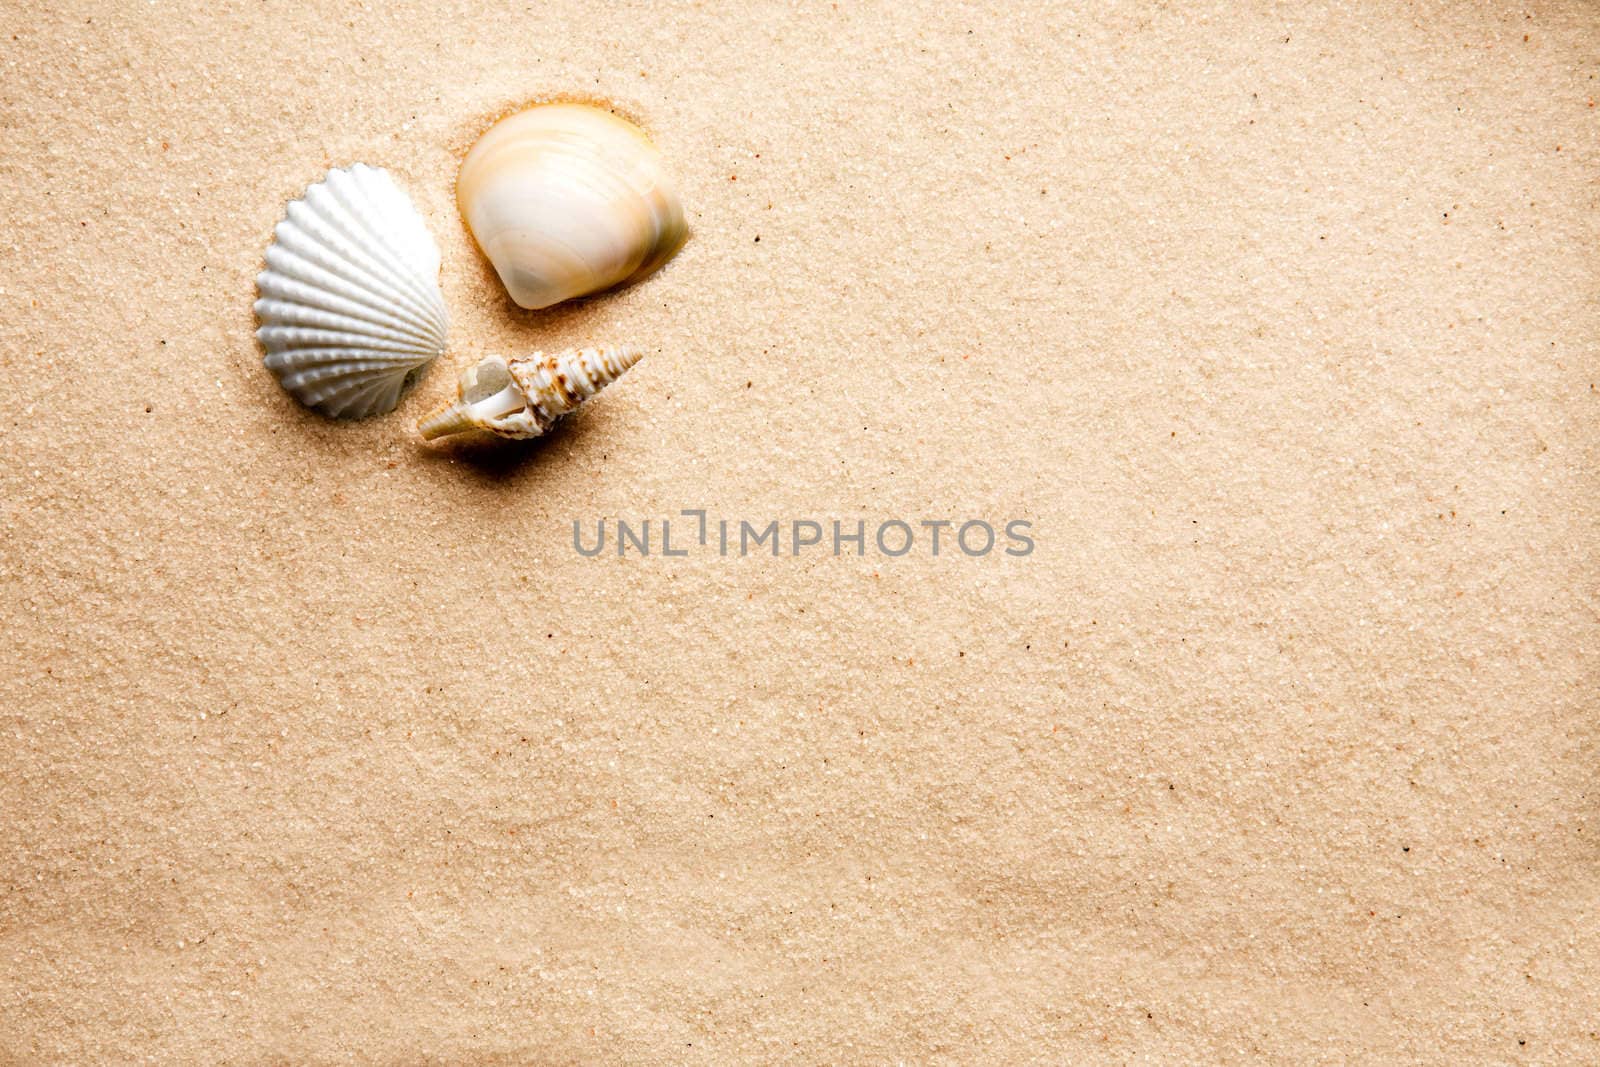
[417,383,530,441]
[465,384,529,423]
[463,358,512,402]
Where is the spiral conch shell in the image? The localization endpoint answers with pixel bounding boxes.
[255,164,449,418]
[457,104,688,310]
[418,346,643,440]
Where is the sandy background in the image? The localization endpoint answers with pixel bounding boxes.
[2,0,1598,1062]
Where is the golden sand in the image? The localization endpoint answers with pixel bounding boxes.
[2,1,1597,1060]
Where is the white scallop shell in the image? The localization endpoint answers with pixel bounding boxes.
[255,164,450,418]
[417,346,643,441]
[457,104,687,310]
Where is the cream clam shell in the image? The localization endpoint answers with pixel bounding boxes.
[457,104,687,310]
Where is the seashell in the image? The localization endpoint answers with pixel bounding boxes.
[418,346,643,441]
[457,104,687,310]
[255,164,450,418]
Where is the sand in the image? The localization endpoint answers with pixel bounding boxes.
[2,0,1598,1062]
